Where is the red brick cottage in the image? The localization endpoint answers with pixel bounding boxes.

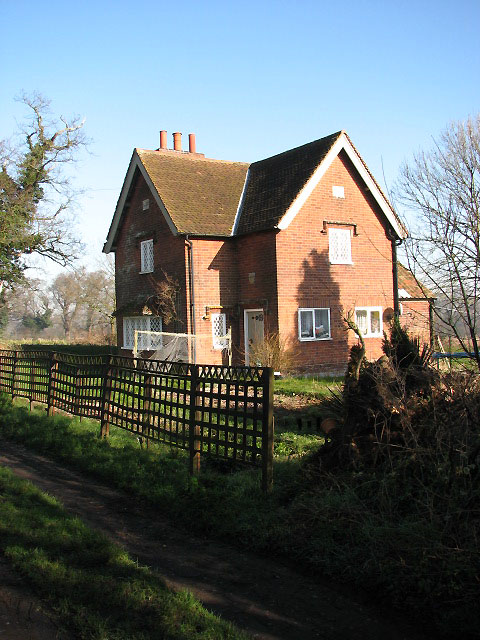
[103,130,431,373]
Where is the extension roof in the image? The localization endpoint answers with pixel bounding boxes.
[103,131,406,253]
[398,263,435,299]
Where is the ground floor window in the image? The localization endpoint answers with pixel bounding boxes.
[123,316,162,349]
[298,308,331,341]
[211,313,228,349]
[355,307,382,337]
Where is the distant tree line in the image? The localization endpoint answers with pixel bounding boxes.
[0,261,115,344]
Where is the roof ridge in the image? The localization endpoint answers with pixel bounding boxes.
[250,131,343,166]
[136,148,249,167]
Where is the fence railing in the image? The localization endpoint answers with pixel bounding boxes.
[0,350,274,492]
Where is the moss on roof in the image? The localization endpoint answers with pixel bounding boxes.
[138,150,248,236]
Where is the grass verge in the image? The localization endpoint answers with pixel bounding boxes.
[0,464,246,640]
[0,392,478,638]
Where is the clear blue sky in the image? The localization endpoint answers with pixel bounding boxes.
[1,0,479,277]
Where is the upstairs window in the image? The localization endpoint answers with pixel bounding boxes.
[140,239,154,273]
[329,227,352,264]
[211,313,228,349]
[355,307,382,337]
[298,308,331,341]
[142,198,150,210]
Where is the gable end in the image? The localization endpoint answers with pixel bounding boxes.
[103,150,178,254]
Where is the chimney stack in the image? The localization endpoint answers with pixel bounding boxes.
[173,132,182,151]
[188,133,196,154]
[159,130,167,150]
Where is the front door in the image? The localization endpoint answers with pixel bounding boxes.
[244,309,264,366]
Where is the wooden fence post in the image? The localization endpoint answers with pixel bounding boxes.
[47,352,57,417]
[100,355,112,438]
[11,351,18,399]
[261,367,274,493]
[141,372,152,449]
[188,364,201,476]
[29,354,35,409]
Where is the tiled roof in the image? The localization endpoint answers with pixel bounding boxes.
[236,132,342,235]
[398,263,434,298]
[138,150,248,236]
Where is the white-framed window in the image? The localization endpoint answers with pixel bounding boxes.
[123,316,162,349]
[140,239,154,273]
[211,313,228,349]
[142,198,150,211]
[329,227,352,264]
[298,308,331,341]
[355,307,382,337]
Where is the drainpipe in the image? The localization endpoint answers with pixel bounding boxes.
[389,230,402,318]
[185,236,196,363]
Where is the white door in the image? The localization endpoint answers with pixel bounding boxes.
[244,309,264,366]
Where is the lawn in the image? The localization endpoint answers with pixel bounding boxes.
[274,375,342,398]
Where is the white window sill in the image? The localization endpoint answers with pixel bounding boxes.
[329,261,354,266]
[139,270,154,275]
[359,333,382,339]
[299,336,332,342]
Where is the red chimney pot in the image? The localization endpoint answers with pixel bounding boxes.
[188,133,196,154]
[173,132,182,151]
[160,130,167,150]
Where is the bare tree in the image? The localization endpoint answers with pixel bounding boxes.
[1,278,53,338]
[394,115,480,370]
[50,270,84,338]
[0,93,87,292]
[79,260,116,342]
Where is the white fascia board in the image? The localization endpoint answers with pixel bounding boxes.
[340,136,406,239]
[231,167,250,236]
[277,136,345,231]
[103,151,178,254]
[277,132,405,239]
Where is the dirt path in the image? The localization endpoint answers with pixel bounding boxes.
[0,441,428,640]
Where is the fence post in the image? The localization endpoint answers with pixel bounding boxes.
[100,355,112,438]
[11,351,18,399]
[188,364,201,476]
[29,354,35,409]
[261,367,274,493]
[141,372,152,448]
[47,352,57,417]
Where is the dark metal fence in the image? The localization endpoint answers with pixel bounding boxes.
[0,350,274,491]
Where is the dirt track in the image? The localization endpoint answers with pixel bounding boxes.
[0,440,428,639]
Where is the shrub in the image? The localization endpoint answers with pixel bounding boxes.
[301,322,480,635]
[247,332,299,373]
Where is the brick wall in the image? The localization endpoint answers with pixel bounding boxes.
[188,237,237,365]
[235,231,278,364]
[275,151,396,373]
[400,300,432,345]
[114,170,187,352]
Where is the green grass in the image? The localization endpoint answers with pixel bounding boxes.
[273,421,324,458]
[274,375,342,398]
[0,466,246,640]
[0,392,478,638]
